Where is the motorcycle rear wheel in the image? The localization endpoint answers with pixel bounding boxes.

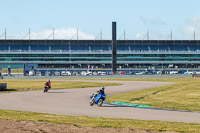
[97,99,103,107]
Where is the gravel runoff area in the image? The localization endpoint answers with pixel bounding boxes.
[0,80,198,133]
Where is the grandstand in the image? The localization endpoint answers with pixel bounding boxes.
[0,39,200,75]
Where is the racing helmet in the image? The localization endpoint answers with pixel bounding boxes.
[48,79,51,83]
[97,89,101,93]
[101,86,105,91]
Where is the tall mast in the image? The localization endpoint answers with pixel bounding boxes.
[171,29,173,40]
[124,29,126,40]
[5,29,6,40]
[53,29,55,40]
[100,29,102,40]
[29,28,31,40]
[77,29,79,40]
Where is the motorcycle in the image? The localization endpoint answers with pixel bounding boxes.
[43,85,50,93]
[90,92,106,107]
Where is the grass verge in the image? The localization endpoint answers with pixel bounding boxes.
[105,77,200,112]
[0,68,23,73]
[0,79,120,92]
[0,109,199,133]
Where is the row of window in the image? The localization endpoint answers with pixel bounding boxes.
[1,58,200,62]
[1,54,200,58]
[0,45,199,51]
[0,54,111,57]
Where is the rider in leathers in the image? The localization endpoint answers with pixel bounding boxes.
[45,79,51,89]
[92,86,105,101]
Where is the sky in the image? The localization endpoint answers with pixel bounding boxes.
[0,0,200,40]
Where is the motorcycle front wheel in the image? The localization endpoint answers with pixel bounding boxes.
[89,100,94,106]
[44,87,48,93]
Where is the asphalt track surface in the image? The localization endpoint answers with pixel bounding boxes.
[0,80,199,124]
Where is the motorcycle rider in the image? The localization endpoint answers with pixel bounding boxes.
[92,86,105,100]
[97,86,105,95]
[45,79,51,89]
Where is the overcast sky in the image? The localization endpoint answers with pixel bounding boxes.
[0,0,200,40]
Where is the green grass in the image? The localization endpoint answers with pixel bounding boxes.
[0,109,199,133]
[105,77,200,111]
[1,78,200,132]
[0,68,23,73]
[0,79,120,92]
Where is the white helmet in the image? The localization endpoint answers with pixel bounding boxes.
[101,86,105,91]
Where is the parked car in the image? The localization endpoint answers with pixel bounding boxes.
[194,71,200,74]
[66,71,71,76]
[72,72,80,76]
[54,71,60,76]
[85,71,92,75]
[61,71,67,76]
[45,71,51,76]
[29,70,34,76]
[135,71,146,75]
[98,71,106,75]
[157,71,163,75]
[61,71,71,76]
[93,71,98,75]
[169,71,179,74]
[184,71,194,74]
[35,71,41,76]
[129,72,136,75]
[81,71,87,75]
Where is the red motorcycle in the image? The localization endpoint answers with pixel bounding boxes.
[43,85,50,93]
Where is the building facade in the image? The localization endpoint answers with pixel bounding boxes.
[0,39,200,72]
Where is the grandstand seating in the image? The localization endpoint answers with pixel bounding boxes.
[90,44,110,51]
[51,45,69,51]
[0,40,200,52]
[0,44,8,51]
[117,45,129,51]
[189,45,197,51]
[71,44,89,51]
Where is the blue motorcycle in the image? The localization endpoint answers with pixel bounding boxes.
[90,92,106,107]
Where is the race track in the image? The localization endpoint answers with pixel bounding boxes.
[0,80,199,123]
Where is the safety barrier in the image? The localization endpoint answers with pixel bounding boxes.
[0,83,7,91]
